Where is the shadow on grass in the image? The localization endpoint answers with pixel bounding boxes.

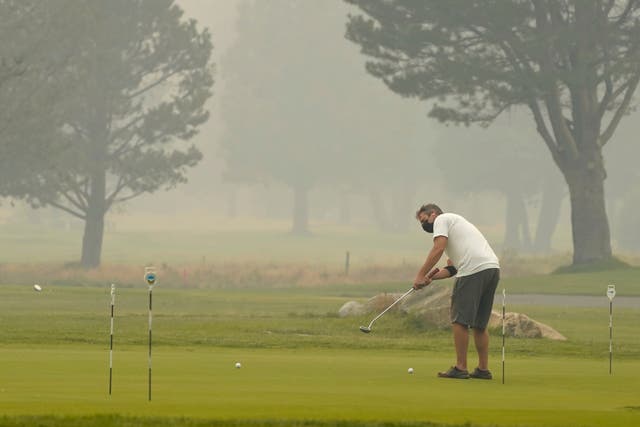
[553,256,631,274]
[0,415,479,427]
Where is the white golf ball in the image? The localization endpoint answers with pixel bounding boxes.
[408,367,414,374]
[235,362,241,369]
[33,284,42,292]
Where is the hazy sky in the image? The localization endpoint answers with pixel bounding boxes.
[116,0,241,224]
[9,0,635,252]
[175,0,239,180]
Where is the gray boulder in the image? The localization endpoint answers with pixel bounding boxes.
[343,283,566,340]
[338,300,366,317]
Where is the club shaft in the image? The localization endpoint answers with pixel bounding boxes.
[367,288,414,328]
[364,268,439,331]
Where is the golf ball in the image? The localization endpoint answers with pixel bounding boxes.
[408,367,414,374]
[33,284,42,292]
[235,362,241,369]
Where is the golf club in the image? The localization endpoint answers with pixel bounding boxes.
[360,268,439,333]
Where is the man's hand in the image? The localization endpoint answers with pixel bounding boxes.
[413,276,432,290]
[413,268,440,290]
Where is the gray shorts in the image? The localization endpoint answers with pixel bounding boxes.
[451,268,500,329]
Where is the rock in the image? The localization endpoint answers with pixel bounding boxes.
[341,283,566,340]
[364,293,403,314]
[488,311,567,340]
[338,301,366,317]
[400,283,452,328]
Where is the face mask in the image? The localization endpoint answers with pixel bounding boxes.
[421,220,433,233]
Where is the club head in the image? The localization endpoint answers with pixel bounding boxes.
[359,326,371,333]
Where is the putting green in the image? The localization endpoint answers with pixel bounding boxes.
[1,345,639,427]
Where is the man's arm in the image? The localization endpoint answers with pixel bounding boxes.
[431,259,458,280]
[413,236,447,288]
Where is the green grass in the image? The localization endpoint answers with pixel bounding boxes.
[501,267,640,295]
[0,224,431,265]
[1,285,638,358]
[3,223,640,291]
[0,416,473,427]
[553,256,630,273]
[1,281,640,426]
[0,347,639,427]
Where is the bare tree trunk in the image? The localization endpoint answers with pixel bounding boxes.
[503,191,531,252]
[81,169,106,269]
[519,197,532,250]
[533,176,565,252]
[562,149,612,265]
[291,182,309,235]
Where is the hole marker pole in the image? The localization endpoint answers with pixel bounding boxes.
[502,288,506,385]
[109,284,115,395]
[145,267,157,401]
[607,285,616,375]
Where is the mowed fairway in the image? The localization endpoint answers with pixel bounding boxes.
[1,346,640,427]
[1,279,639,427]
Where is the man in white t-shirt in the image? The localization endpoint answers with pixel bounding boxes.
[413,203,500,380]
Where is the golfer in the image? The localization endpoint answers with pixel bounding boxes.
[413,203,500,380]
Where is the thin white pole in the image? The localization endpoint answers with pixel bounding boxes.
[502,288,506,385]
[148,283,153,401]
[609,298,613,375]
[607,285,616,375]
[109,284,115,395]
[145,267,156,402]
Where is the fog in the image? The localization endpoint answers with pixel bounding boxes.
[3,0,640,269]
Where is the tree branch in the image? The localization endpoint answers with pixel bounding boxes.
[612,0,637,27]
[126,67,184,100]
[109,114,144,143]
[59,189,87,213]
[105,175,128,209]
[533,0,579,157]
[43,199,86,220]
[111,189,146,205]
[597,74,614,119]
[599,74,640,146]
[527,99,561,165]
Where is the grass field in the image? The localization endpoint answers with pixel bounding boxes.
[1,277,639,427]
[1,225,639,426]
[0,223,436,265]
[3,222,640,291]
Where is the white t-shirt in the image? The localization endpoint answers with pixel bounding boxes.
[433,213,499,277]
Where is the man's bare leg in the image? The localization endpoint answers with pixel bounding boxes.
[473,327,489,371]
[453,322,469,371]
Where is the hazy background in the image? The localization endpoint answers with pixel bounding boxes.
[3,0,640,272]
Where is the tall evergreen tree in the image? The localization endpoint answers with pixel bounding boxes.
[0,1,71,195]
[24,0,214,268]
